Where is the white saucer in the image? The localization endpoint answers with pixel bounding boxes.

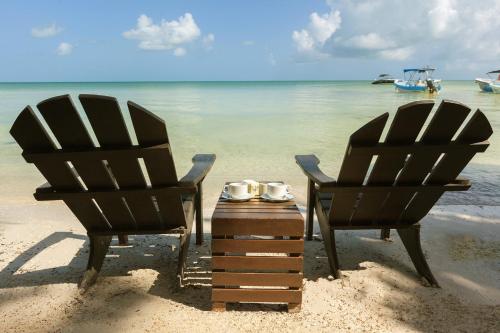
[221,191,253,202]
[260,193,294,203]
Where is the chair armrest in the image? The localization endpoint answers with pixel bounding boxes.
[295,154,336,188]
[179,154,216,187]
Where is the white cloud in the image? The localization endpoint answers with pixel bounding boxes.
[308,11,341,44]
[344,33,396,50]
[428,0,460,38]
[123,13,201,55]
[292,8,341,61]
[56,42,73,56]
[31,23,63,38]
[292,0,500,65]
[292,30,315,53]
[242,40,255,46]
[203,33,215,50]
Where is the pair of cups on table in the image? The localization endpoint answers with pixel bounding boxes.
[225,180,289,200]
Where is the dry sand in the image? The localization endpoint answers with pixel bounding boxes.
[0,200,499,332]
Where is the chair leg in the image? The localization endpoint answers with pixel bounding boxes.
[177,227,193,280]
[195,182,203,245]
[118,235,128,245]
[322,227,341,279]
[380,228,391,241]
[79,235,111,292]
[397,225,440,287]
[306,179,315,241]
[328,228,342,279]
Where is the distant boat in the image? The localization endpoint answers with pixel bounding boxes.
[394,67,442,93]
[372,74,395,84]
[475,70,500,92]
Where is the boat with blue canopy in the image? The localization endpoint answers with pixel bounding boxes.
[394,67,442,93]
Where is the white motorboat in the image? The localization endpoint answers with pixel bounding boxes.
[475,70,500,92]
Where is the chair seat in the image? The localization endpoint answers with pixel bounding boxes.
[315,192,363,227]
[149,194,195,226]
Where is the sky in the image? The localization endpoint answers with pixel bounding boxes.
[1,0,499,81]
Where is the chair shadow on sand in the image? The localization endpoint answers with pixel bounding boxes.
[0,228,214,310]
[0,225,283,311]
[2,208,499,319]
[0,225,489,291]
[0,231,88,288]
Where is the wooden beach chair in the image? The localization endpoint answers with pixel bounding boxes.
[295,100,492,287]
[10,94,215,289]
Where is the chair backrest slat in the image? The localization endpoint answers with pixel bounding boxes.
[350,101,433,225]
[128,101,186,227]
[375,101,471,224]
[427,110,492,184]
[329,113,388,224]
[394,100,471,185]
[9,106,106,230]
[401,110,492,222]
[79,95,162,228]
[37,95,136,230]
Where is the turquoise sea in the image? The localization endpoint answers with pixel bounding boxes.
[0,81,498,207]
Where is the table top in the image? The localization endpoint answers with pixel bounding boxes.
[212,182,303,223]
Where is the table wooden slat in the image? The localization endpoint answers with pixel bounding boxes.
[212,256,303,271]
[212,289,302,304]
[212,239,304,253]
[212,272,303,288]
[212,220,303,237]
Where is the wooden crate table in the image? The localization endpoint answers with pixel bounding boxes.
[211,184,304,312]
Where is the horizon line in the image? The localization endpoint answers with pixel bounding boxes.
[0,79,473,84]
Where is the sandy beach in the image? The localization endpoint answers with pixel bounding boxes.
[1,197,499,332]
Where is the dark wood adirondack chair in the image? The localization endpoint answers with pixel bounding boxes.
[10,94,215,289]
[296,100,492,287]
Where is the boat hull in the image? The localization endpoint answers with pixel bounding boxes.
[475,78,493,92]
[491,83,500,94]
[372,79,395,84]
[394,80,441,93]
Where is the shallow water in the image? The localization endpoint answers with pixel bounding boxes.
[0,81,498,206]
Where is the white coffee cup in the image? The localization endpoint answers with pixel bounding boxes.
[226,182,249,198]
[266,182,288,199]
